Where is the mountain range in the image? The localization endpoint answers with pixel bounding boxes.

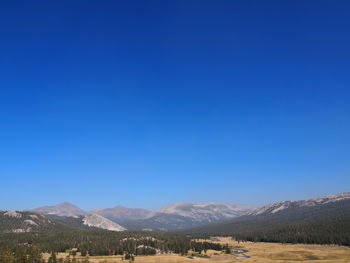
[1,192,349,244]
[92,206,151,222]
[120,202,254,231]
[31,201,254,231]
[32,202,87,217]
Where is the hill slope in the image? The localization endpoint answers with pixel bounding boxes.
[0,211,57,233]
[188,193,350,246]
[32,202,127,231]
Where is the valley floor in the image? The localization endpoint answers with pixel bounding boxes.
[48,237,350,263]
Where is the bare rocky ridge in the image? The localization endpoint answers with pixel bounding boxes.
[32,203,127,231]
[248,192,350,216]
[33,202,87,217]
[82,213,126,231]
[155,202,254,222]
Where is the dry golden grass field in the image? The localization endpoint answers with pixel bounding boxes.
[45,237,350,263]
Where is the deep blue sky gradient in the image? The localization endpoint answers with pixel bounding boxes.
[0,1,349,210]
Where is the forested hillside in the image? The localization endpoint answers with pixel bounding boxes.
[187,198,350,246]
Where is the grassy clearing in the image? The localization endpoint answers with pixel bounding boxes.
[44,237,350,263]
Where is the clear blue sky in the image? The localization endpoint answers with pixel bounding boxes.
[1,1,349,211]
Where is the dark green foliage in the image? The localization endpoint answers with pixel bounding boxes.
[124,253,134,262]
[0,211,55,233]
[0,246,44,263]
[0,245,94,263]
[135,246,156,256]
[0,229,228,262]
[186,199,350,246]
[0,248,15,263]
[224,244,231,254]
[189,241,223,253]
[0,230,192,258]
[48,252,57,263]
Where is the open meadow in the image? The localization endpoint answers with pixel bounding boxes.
[46,237,350,263]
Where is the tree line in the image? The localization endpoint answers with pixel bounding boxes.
[0,246,91,263]
[185,200,350,246]
[0,230,226,262]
